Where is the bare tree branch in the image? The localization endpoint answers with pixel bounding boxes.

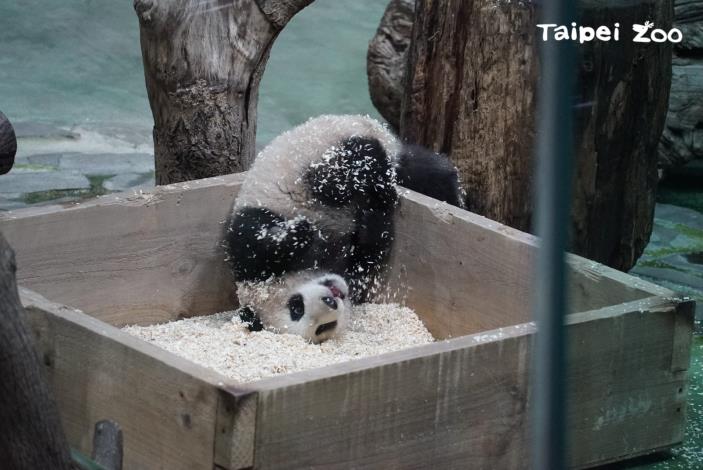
[254,0,315,29]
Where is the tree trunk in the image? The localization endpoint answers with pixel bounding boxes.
[0,110,16,175]
[571,3,672,270]
[401,0,539,232]
[0,233,73,469]
[367,0,415,133]
[134,0,314,185]
[400,0,672,271]
[659,0,703,171]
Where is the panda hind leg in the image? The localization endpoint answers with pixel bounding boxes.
[226,206,314,281]
[395,144,465,208]
[346,207,395,304]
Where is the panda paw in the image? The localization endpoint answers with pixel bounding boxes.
[236,305,264,332]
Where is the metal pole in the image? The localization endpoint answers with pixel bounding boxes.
[532,1,577,469]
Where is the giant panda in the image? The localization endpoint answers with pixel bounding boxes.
[236,271,352,344]
[226,114,462,343]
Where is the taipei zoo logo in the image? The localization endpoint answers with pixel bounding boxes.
[537,21,683,43]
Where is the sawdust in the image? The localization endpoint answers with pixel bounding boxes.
[123,303,434,384]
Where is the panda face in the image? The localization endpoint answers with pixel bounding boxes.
[237,272,351,344]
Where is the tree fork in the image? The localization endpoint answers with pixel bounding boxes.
[134,0,314,184]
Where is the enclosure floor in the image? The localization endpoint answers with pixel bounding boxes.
[123,303,434,383]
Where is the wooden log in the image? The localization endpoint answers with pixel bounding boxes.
[400,0,540,232]
[659,0,703,170]
[134,0,314,185]
[367,0,415,132]
[570,1,673,271]
[0,110,16,175]
[0,234,72,469]
[400,0,673,272]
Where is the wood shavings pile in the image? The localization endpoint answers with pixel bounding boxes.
[123,303,434,383]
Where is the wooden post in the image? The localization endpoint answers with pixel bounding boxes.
[659,0,703,170]
[400,0,673,271]
[0,111,16,175]
[134,0,315,185]
[0,233,72,469]
[400,0,540,232]
[367,0,415,133]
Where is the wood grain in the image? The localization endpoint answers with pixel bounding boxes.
[367,0,415,132]
[1,175,244,326]
[250,295,693,469]
[401,0,673,272]
[253,323,533,469]
[19,287,256,470]
[566,297,694,468]
[381,189,656,339]
[18,284,694,469]
[401,0,539,231]
[254,0,315,29]
[0,234,72,469]
[1,174,661,336]
[2,174,694,469]
[135,0,314,184]
[215,387,258,470]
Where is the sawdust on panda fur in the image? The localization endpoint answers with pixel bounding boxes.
[123,303,434,384]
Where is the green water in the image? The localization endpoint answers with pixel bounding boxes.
[0,0,384,150]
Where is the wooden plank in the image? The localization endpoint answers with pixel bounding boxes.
[566,296,695,467]
[1,173,687,469]
[253,324,533,469]
[383,189,657,339]
[250,295,693,469]
[1,174,658,335]
[214,386,258,470]
[2,175,244,326]
[20,287,256,470]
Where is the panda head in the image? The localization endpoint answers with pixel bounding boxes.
[236,271,351,344]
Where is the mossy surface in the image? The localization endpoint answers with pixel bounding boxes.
[20,174,114,204]
[12,163,57,171]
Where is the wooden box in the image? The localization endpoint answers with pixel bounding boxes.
[0,173,695,469]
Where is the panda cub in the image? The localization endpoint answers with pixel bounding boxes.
[226,114,462,343]
[236,272,351,344]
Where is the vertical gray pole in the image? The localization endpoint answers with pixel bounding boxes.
[532,2,576,469]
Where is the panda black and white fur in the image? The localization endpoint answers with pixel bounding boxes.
[226,114,462,342]
[236,271,351,344]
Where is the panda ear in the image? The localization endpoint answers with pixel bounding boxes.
[237,305,263,332]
